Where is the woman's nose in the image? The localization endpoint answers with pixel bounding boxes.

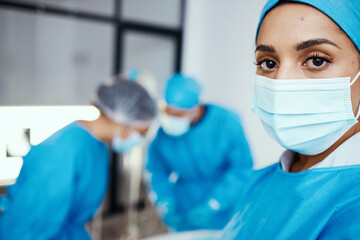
[275,61,303,80]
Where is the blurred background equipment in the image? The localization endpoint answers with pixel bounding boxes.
[5,128,30,158]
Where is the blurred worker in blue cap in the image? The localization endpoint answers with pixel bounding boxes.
[0,76,156,239]
[222,0,360,239]
[146,73,253,231]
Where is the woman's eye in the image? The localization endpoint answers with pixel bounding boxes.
[304,56,331,69]
[312,57,324,66]
[257,60,277,70]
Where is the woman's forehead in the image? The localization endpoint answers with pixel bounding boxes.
[257,3,346,48]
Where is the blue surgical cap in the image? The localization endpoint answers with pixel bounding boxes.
[164,73,201,110]
[256,0,360,52]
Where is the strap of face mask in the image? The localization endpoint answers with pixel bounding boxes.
[355,104,360,120]
[350,70,360,86]
[351,71,360,120]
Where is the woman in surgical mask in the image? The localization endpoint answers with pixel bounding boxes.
[0,77,156,239]
[222,0,360,239]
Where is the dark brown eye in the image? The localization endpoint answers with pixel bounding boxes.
[258,60,277,70]
[265,60,276,69]
[304,55,331,69]
[312,57,324,67]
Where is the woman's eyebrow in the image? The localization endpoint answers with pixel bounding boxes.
[296,38,341,51]
[255,44,275,53]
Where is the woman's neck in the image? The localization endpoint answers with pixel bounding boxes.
[290,122,360,172]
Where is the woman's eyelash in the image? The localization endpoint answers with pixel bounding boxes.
[307,54,333,62]
[254,59,272,66]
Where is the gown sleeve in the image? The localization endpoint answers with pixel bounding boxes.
[201,115,253,212]
[146,139,177,208]
[0,144,75,240]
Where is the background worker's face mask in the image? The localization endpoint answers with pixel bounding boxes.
[251,72,360,155]
[112,130,144,153]
[159,113,192,137]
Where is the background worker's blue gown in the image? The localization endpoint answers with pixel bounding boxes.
[0,122,109,240]
[146,104,253,231]
[222,163,360,240]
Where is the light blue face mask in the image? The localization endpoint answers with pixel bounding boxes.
[159,113,191,137]
[112,131,144,153]
[251,72,360,155]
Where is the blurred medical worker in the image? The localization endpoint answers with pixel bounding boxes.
[0,77,156,240]
[222,0,360,239]
[146,73,253,231]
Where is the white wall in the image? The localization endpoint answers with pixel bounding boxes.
[183,0,284,168]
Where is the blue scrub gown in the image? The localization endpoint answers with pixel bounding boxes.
[222,163,360,239]
[0,122,109,240]
[146,104,253,231]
